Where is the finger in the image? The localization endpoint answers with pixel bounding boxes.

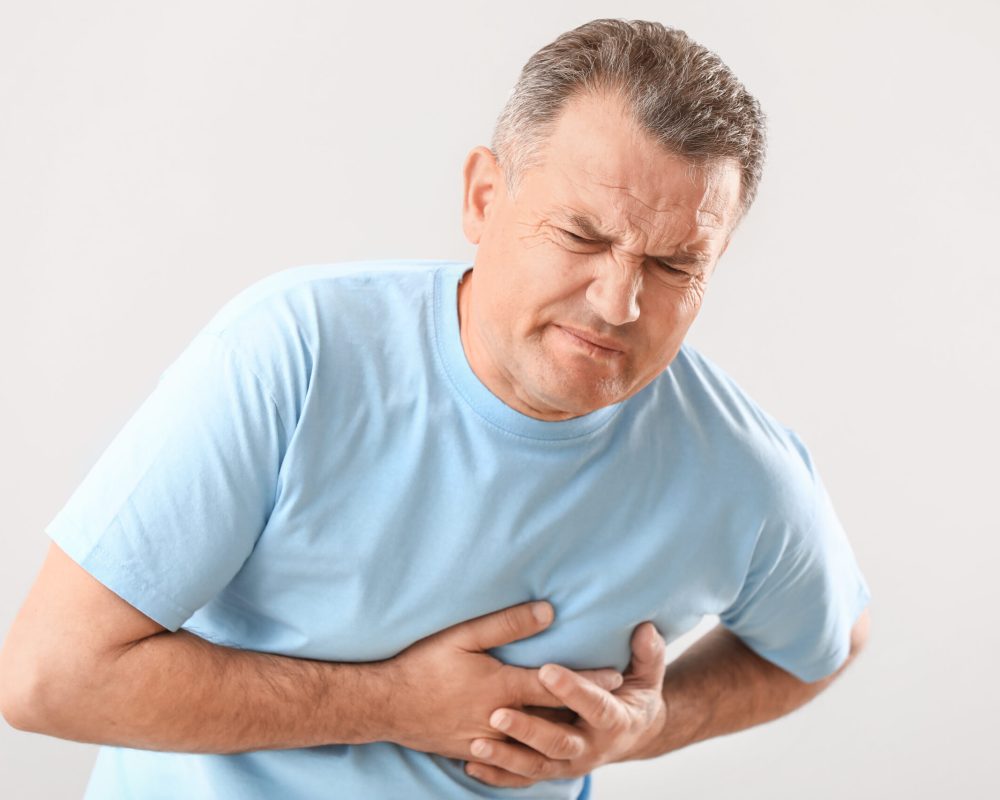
[506,665,622,708]
[447,601,553,652]
[488,707,586,760]
[577,667,625,692]
[522,705,578,726]
[507,667,567,708]
[538,663,628,731]
[626,622,667,688]
[469,736,569,781]
[465,761,536,789]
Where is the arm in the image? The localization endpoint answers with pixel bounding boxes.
[0,542,621,756]
[629,606,870,760]
[462,608,870,787]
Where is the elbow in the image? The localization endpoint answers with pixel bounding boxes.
[2,695,39,734]
[0,653,42,732]
[0,642,61,734]
[0,653,45,733]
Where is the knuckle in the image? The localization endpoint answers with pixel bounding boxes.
[552,732,581,759]
[530,754,553,778]
[499,665,527,704]
[595,691,619,728]
[499,608,522,639]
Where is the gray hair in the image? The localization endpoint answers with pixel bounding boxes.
[490,19,768,227]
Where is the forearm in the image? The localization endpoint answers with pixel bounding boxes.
[628,623,851,761]
[21,628,392,754]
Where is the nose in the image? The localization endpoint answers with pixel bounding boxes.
[585,254,641,326]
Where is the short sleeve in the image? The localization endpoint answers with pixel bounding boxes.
[719,469,872,683]
[44,331,290,632]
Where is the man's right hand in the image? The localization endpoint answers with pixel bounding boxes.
[381,600,623,761]
[2,546,616,757]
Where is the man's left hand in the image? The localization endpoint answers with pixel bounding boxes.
[463,621,668,788]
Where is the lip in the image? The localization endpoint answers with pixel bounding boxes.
[555,325,625,354]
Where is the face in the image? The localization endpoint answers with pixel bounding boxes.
[459,90,743,421]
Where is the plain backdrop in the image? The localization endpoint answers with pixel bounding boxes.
[2,1,997,797]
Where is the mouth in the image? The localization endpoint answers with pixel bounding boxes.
[554,325,625,357]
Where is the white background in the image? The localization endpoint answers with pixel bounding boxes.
[2,1,997,797]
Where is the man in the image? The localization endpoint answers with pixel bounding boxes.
[0,18,870,799]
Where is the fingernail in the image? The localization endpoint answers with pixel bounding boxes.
[539,664,559,686]
[532,602,553,624]
[471,739,491,757]
[491,710,511,731]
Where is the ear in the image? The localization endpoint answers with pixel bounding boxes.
[461,146,502,245]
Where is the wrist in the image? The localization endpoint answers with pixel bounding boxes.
[622,701,669,762]
[319,658,397,746]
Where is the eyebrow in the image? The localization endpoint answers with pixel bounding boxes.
[559,212,709,267]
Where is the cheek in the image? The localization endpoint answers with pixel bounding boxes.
[482,277,549,344]
[638,283,705,349]
[681,286,706,317]
[667,277,707,319]
[516,247,583,314]
[641,278,694,316]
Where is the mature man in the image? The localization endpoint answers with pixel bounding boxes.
[1,19,870,799]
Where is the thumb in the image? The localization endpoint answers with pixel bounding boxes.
[625,621,667,688]
[447,600,554,652]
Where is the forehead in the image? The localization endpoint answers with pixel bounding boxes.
[521,92,741,249]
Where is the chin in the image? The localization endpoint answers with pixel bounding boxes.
[518,347,635,415]
[535,376,630,416]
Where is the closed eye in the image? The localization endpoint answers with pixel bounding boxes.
[563,230,594,244]
[653,260,687,276]
[560,229,688,276]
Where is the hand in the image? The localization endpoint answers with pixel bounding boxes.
[463,621,668,788]
[382,601,624,761]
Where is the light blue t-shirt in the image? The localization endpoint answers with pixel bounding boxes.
[45,260,871,800]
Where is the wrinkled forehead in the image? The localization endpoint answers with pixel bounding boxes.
[522,103,742,246]
[537,148,740,248]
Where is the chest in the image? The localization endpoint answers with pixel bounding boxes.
[187,395,757,671]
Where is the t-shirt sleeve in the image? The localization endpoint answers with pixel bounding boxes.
[718,465,872,684]
[44,331,290,632]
